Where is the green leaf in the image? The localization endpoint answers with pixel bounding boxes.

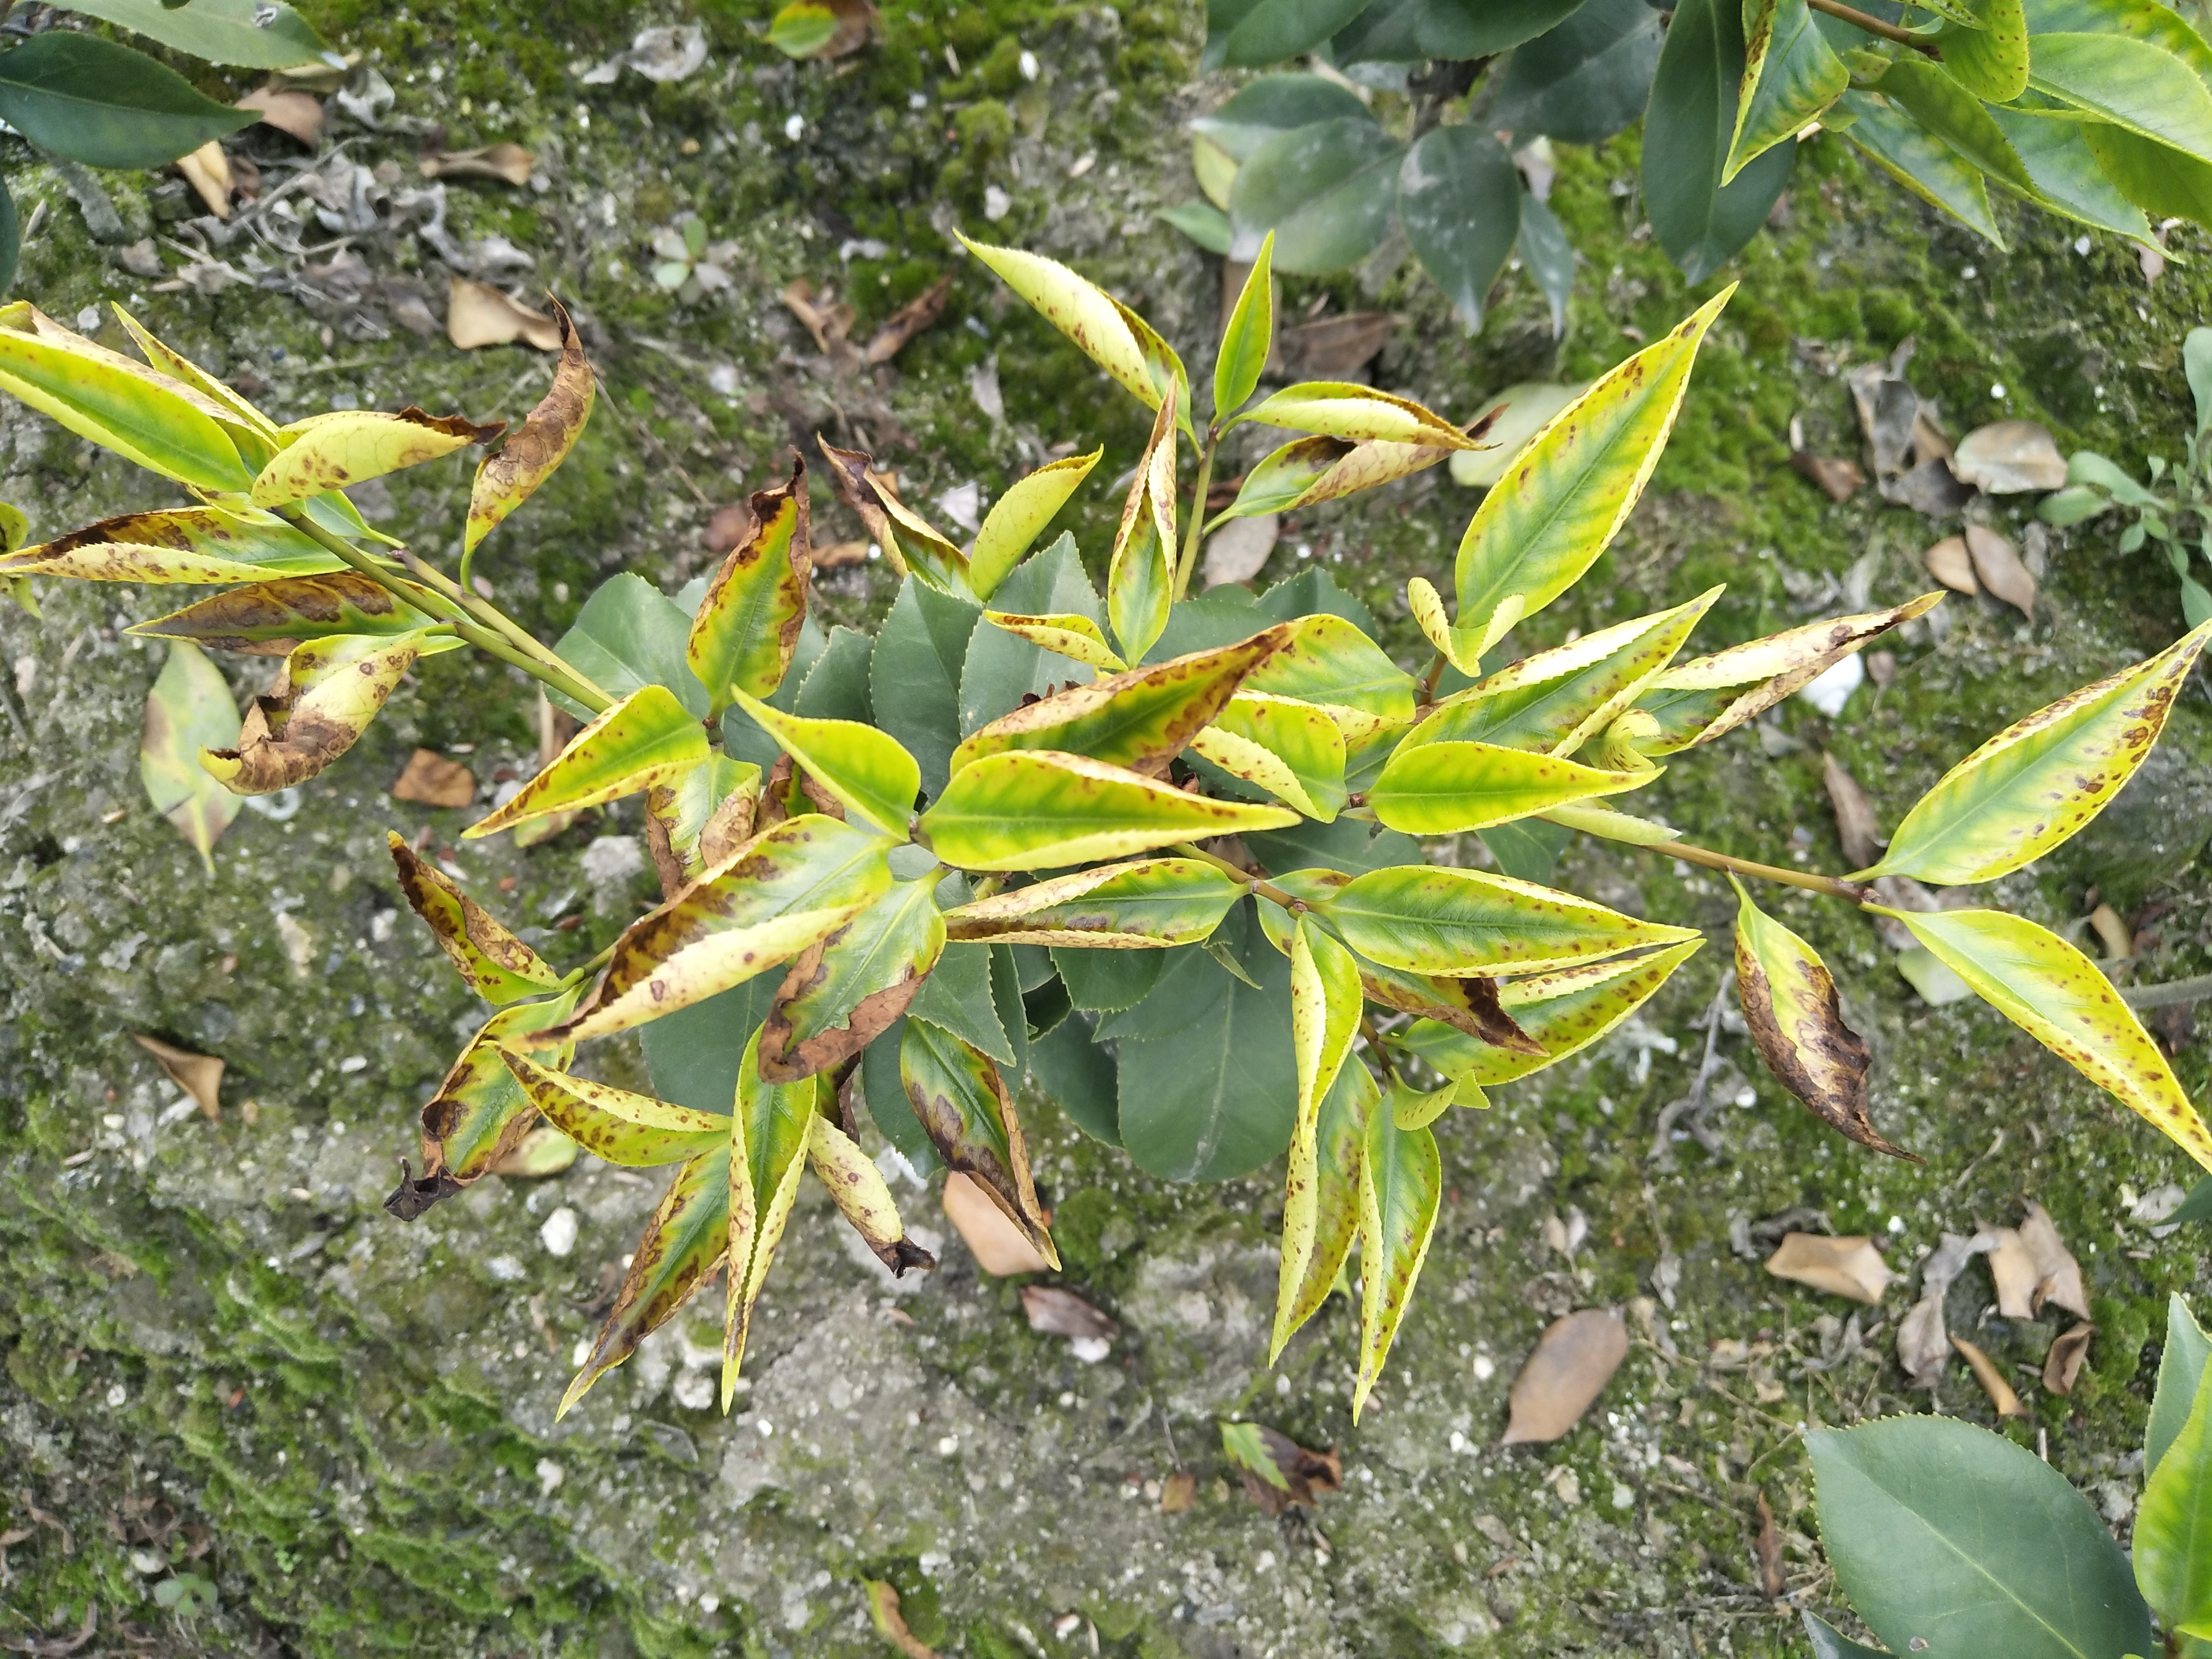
[2151,1294,2212,1477]
[0,305,251,494]
[1318,863,1696,980]
[1051,942,1164,1013]
[1489,0,1665,144]
[1642,0,1797,280]
[1272,1055,1374,1354]
[686,467,810,719]
[722,1028,818,1399]
[990,941,1030,1082]
[107,303,280,455]
[923,750,1298,872]
[760,877,944,1081]
[497,1049,726,1167]
[1246,816,1419,878]
[1477,817,1574,884]
[1107,387,1179,665]
[1517,193,1577,337]
[465,685,707,840]
[1870,620,2212,883]
[1189,72,1374,158]
[731,692,919,840]
[386,833,564,1005]
[1985,107,2155,243]
[858,1019,939,1173]
[557,815,894,1042]
[960,236,1191,432]
[956,627,1287,779]
[794,625,874,722]
[1354,1104,1441,1417]
[1116,904,1298,1181]
[767,0,839,56]
[908,938,1015,1065]
[1800,1612,1891,1659]
[553,573,707,721]
[139,640,240,873]
[638,978,778,1115]
[1226,117,1407,276]
[1334,0,1591,60]
[1029,1012,1122,1144]
[1368,741,1649,835]
[560,1143,730,1417]
[944,858,1245,947]
[1729,0,1849,183]
[970,448,1103,601]
[2137,1351,2212,1632]
[873,577,977,800]
[0,179,18,302]
[1834,91,2007,244]
[1159,201,1234,254]
[1190,690,1349,819]
[1878,906,2212,1172]
[51,0,332,70]
[1393,121,1520,328]
[959,533,1104,735]
[899,1017,1057,1264]
[1454,291,1731,655]
[1938,0,2031,102]
[1207,0,1372,66]
[1807,1416,2152,1659]
[1876,61,2035,190]
[0,32,254,168]
[1214,230,1276,420]
[412,994,580,1193]
[2033,33,2212,164]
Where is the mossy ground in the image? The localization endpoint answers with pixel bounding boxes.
[1,2,2209,1655]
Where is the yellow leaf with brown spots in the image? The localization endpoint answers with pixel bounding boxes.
[806,1111,935,1276]
[1355,1102,1441,1418]
[495,1048,726,1166]
[249,406,504,509]
[466,298,594,553]
[5,505,348,585]
[387,832,564,1004]
[200,628,458,794]
[131,571,432,654]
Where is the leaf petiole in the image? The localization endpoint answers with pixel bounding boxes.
[1806,0,1943,53]
[1646,836,1873,903]
[1173,425,1220,601]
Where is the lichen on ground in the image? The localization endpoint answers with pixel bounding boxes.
[1,3,2210,1656]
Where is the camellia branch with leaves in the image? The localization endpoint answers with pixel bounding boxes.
[5,234,2210,1421]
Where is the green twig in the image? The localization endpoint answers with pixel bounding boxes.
[1170,840,1301,911]
[1807,0,1942,53]
[1173,427,1219,601]
[1645,837,1873,903]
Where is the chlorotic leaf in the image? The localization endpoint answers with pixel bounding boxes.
[1354,1106,1442,1419]
[1107,384,1179,665]
[387,832,565,1004]
[899,1017,1058,1266]
[807,1111,935,1274]
[1214,230,1276,419]
[731,690,920,840]
[466,685,708,839]
[1318,865,1697,979]
[757,877,943,1081]
[1214,430,1462,520]
[1190,690,1348,819]
[1239,381,1479,449]
[686,461,812,718]
[393,992,580,1213]
[970,448,1102,601]
[48,0,332,70]
[5,505,348,586]
[139,640,241,873]
[722,1030,818,1404]
[1273,1058,1375,1358]
[1368,740,1650,835]
[495,1048,726,1166]
[201,630,455,795]
[466,299,593,554]
[943,857,1244,947]
[1239,612,1418,734]
[250,408,502,509]
[1729,0,1848,183]
[979,610,1125,672]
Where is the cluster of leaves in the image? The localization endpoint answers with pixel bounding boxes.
[1806,1294,2212,1657]
[1177,0,2212,325]
[0,0,343,292]
[2042,325,2212,627]
[5,230,2209,1425]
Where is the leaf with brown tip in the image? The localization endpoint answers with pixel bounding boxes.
[251,406,503,508]
[807,1111,936,1275]
[723,1028,819,1404]
[759,877,943,1081]
[391,991,580,1217]
[466,298,594,554]
[387,832,564,1003]
[685,459,811,718]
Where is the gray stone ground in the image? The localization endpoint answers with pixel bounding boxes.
[3,4,2211,1656]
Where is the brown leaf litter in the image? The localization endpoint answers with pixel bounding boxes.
[418,143,534,186]
[940,1171,1049,1275]
[131,1034,223,1121]
[1502,1308,1628,1444]
[389,748,477,808]
[1222,1421,1342,1515]
[1762,1233,1896,1304]
[1821,752,1883,871]
[447,278,561,351]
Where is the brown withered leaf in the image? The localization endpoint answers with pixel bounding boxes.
[781,280,854,355]
[865,1580,940,1659]
[1763,1233,1895,1304]
[1923,535,1980,597]
[1022,1285,1118,1341]
[696,784,758,870]
[1821,752,1883,872]
[705,500,757,554]
[385,1158,464,1220]
[132,1034,222,1121]
[447,277,561,351]
[1159,1468,1197,1514]
[757,932,926,1082]
[418,142,534,185]
[1754,1491,1787,1599]
[1278,311,1393,379]
[808,0,880,57]
[1964,523,2035,620]
[941,1171,1049,1275]
[204,635,423,794]
[2017,1201,2091,1319]
[1986,1226,2040,1320]
[814,538,869,568]
[1951,1334,2025,1417]
[1222,1421,1342,1515]
[386,833,564,1002]
[237,86,324,145]
[1356,965,1545,1054]
[2088,902,2132,962]
[175,143,234,219]
[390,747,477,808]
[132,571,432,656]
[2044,1321,2095,1395]
[862,275,951,367]
[1897,1230,1995,1388]
[467,297,593,553]
[1951,420,2067,494]
[1790,452,1864,503]
[817,436,909,574]
[1887,457,1974,516]
[1501,1308,1628,1444]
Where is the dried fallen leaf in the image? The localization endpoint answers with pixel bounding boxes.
[1021,1285,1118,1341]
[1951,420,2068,494]
[1790,451,1864,503]
[1897,1230,1996,1388]
[2017,1201,2090,1319]
[1923,535,1980,597]
[863,275,951,366]
[1754,1491,1787,1599]
[447,277,561,351]
[1279,311,1393,379]
[706,500,757,554]
[1951,1334,2025,1417]
[418,143,534,186]
[238,87,325,145]
[1159,1468,1196,1513]
[2044,1321,2095,1395]
[781,280,854,355]
[1502,1308,1628,1444]
[175,143,234,218]
[1220,1419,1341,1514]
[814,539,869,568]
[1763,1233,1895,1304]
[390,747,477,808]
[865,1580,940,1659]
[1821,752,1882,872]
[2088,902,2132,962]
[490,1122,579,1178]
[941,1170,1049,1275]
[1986,1227,2040,1320]
[1963,523,2034,620]
[1887,457,1975,517]
[1202,512,1279,588]
[132,1034,222,1121]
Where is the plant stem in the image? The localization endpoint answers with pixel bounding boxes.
[1173,427,1219,601]
[557,939,617,990]
[2121,972,2212,1011]
[1420,649,1447,700]
[1170,840,1300,911]
[1645,837,1873,902]
[1806,0,1942,53]
[1359,1015,1397,1082]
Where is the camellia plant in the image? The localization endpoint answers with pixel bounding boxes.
[4,235,2210,1421]
[1175,0,2212,327]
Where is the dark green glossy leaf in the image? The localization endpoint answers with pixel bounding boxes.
[1253,566,1378,635]
[860,1018,941,1175]
[1490,0,1663,143]
[1517,193,1575,337]
[1642,0,1797,282]
[900,1016,1057,1264]
[1807,1416,2152,1659]
[554,572,707,721]
[1836,92,2005,245]
[1189,72,1374,159]
[639,979,779,1115]
[1227,118,1406,276]
[990,943,1029,1084]
[1206,0,1373,68]
[1029,1012,1122,1145]
[1246,816,1421,876]
[909,940,1015,1065]
[1091,940,1226,1039]
[1051,942,1165,1012]
[1801,1612,1887,1659]
[1160,201,1234,254]
[872,577,975,800]
[959,532,1102,734]
[1335,0,1592,62]
[794,624,874,721]
[0,33,254,169]
[0,179,17,302]
[1477,818,1572,884]
[1399,127,1520,331]
[53,0,333,71]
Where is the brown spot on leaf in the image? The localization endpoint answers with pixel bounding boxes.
[1736,933,1915,1161]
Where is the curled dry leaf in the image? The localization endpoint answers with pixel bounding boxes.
[1159,1468,1197,1513]
[1923,535,1979,597]
[807,1113,934,1274]
[447,278,561,351]
[2016,1200,2091,1319]
[2088,902,2132,962]
[417,143,534,186]
[238,87,325,146]
[1821,752,1882,872]
[862,275,950,367]
[1950,1334,2025,1418]
[2044,1320,2095,1395]
[1986,1226,2041,1320]
[781,281,854,355]
[1763,1232,1896,1304]
[1754,1491,1787,1599]
[389,747,476,808]
[132,1034,222,1121]
[1220,1420,1342,1515]
[1950,420,2068,494]
[203,633,433,795]
[865,1581,939,1659]
[1502,1308,1628,1444]
[1896,1230,1994,1388]
[175,143,235,219]
[1963,523,2035,620]
[467,298,593,553]
[941,1170,1049,1275]
[1790,451,1864,503]
[1022,1285,1118,1341]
